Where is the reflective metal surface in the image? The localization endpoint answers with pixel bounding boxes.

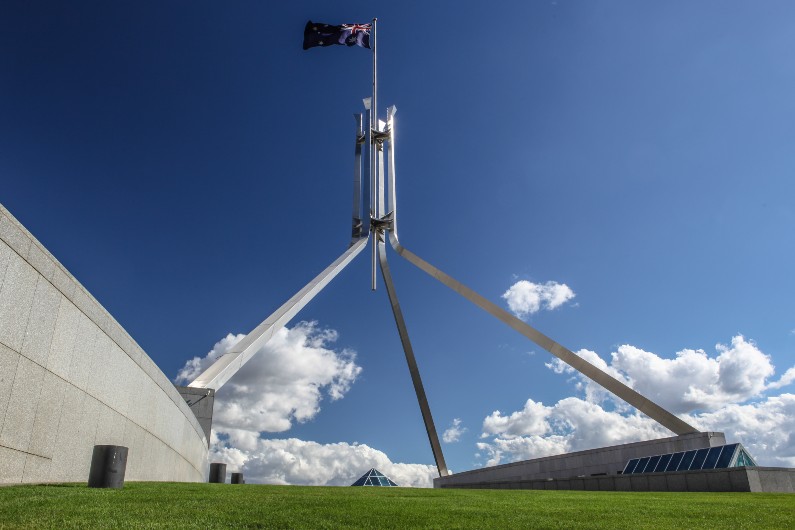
[188,236,369,390]
[386,105,397,226]
[361,99,372,239]
[367,98,377,291]
[351,113,364,243]
[377,119,386,219]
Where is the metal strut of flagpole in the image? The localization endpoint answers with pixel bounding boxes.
[370,17,378,291]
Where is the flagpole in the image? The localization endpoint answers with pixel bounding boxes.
[372,17,377,140]
[370,17,378,291]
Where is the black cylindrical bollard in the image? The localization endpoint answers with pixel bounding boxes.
[88,445,128,488]
[209,463,227,483]
[231,472,245,484]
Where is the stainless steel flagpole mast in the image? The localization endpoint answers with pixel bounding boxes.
[370,17,378,291]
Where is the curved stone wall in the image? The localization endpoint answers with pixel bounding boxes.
[0,203,208,483]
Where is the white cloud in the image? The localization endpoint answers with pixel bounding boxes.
[546,336,780,413]
[478,336,795,467]
[693,393,795,467]
[176,321,362,433]
[479,397,667,466]
[501,280,575,319]
[482,399,551,438]
[442,418,467,443]
[767,366,795,390]
[210,436,438,487]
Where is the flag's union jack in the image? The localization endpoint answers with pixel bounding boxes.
[341,23,372,36]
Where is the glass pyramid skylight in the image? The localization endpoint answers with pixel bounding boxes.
[351,468,399,487]
[621,443,759,475]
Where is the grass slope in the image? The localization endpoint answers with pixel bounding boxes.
[0,483,793,529]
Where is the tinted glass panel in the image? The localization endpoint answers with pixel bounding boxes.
[736,449,756,467]
[655,454,672,473]
[632,457,650,474]
[702,447,722,470]
[623,459,639,474]
[666,452,685,472]
[690,448,710,470]
[716,444,737,469]
[645,456,661,473]
[678,450,697,471]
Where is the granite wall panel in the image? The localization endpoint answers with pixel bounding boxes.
[20,277,60,366]
[0,252,38,351]
[0,356,45,452]
[0,343,20,431]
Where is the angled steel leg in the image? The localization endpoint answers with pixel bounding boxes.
[378,239,449,476]
[388,234,698,436]
[189,236,369,390]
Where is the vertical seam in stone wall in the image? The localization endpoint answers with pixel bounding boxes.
[16,275,43,364]
[0,355,21,437]
[0,244,10,292]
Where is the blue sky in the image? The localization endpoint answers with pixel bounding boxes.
[3,1,795,486]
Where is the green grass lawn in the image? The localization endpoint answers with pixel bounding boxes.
[0,482,793,529]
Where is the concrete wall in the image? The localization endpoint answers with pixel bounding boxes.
[0,203,208,484]
[437,467,795,493]
[435,432,726,488]
[175,386,215,445]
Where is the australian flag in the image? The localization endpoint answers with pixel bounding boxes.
[303,21,371,50]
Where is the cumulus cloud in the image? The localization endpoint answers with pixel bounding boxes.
[767,366,795,390]
[546,336,779,413]
[442,418,467,443]
[176,321,362,433]
[501,280,575,319]
[210,436,438,487]
[482,399,551,438]
[478,336,795,467]
[693,393,795,467]
[479,397,667,466]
